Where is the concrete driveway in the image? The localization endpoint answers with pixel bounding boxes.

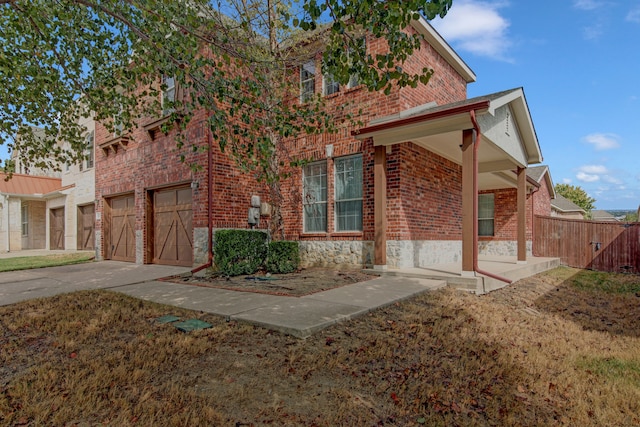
[0,261,190,306]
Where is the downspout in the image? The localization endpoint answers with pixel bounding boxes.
[470,110,512,285]
[191,121,214,274]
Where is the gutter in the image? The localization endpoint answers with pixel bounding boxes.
[470,110,512,286]
[191,120,214,274]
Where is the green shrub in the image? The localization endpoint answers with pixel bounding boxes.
[266,241,300,274]
[214,229,267,276]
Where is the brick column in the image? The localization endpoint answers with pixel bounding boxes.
[517,166,527,263]
[374,145,387,269]
[461,129,475,275]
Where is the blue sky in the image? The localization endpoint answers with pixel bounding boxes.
[431,0,640,210]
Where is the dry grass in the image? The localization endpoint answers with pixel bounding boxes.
[1,267,639,426]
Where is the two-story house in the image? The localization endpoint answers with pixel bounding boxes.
[94,17,552,277]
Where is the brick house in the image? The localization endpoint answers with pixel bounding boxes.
[94,17,549,274]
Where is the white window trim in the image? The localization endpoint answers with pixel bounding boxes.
[300,60,316,102]
[302,160,328,233]
[478,193,495,237]
[21,205,28,237]
[334,154,363,232]
[162,75,176,116]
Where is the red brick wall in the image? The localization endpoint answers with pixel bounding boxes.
[388,143,463,240]
[399,26,468,109]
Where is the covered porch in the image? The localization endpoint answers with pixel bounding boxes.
[354,88,556,291]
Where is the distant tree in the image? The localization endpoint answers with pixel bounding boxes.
[624,211,639,222]
[554,184,596,213]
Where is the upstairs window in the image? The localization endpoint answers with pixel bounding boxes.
[300,60,316,102]
[303,161,328,232]
[85,131,94,169]
[478,193,495,236]
[162,75,176,116]
[335,154,363,232]
[323,73,340,96]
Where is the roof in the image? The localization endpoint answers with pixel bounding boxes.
[0,173,63,196]
[527,165,555,198]
[354,87,543,167]
[591,210,618,221]
[551,194,585,213]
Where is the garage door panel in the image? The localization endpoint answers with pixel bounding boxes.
[153,187,192,266]
[78,204,95,250]
[110,195,135,262]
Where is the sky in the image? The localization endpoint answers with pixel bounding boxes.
[431,0,640,210]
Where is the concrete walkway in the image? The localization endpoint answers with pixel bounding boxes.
[0,260,445,338]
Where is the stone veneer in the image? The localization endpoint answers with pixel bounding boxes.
[298,239,533,268]
[299,240,374,268]
[478,240,533,257]
[193,227,210,265]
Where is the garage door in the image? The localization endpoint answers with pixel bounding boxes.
[153,187,193,266]
[50,207,65,250]
[78,204,95,250]
[110,195,135,262]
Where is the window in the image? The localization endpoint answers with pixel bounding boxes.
[85,131,94,169]
[303,161,327,232]
[300,60,316,102]
[21,205,28,236]
[162,75,176,116]
[478,193,495,236]
[335,154,363,231]
[323,73,340,96]
[322,38,365,96]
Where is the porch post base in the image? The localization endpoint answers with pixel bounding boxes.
[373,264,388,271]
[461,270,475,277]
[517,260,527,265]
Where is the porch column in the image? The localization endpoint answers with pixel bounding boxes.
[517,166,527,263]
[373,145,387,269]
[461,129,475,275]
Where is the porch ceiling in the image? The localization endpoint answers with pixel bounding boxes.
[353,88,543,191]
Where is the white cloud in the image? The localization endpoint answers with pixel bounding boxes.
[576,164,609,183]
[577,172,600,182]
[580,165,608,174]
[603,175,623,185]
[562,178,572,184]
[431,1,512,61]
[583,133,620,150]
[573,0,604,11]
[583,23,604,40]
[627,7,640,23]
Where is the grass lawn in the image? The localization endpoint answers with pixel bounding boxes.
[0,253,95,272]
[1,266,639,426]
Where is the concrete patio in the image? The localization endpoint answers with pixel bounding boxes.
[365,255,561,294]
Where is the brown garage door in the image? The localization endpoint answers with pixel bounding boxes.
[153,187,192,266]
[110,195,136,262]
[50,207,65,250]
[77,204,95,250]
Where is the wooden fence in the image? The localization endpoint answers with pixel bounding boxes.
[534,216,640,274]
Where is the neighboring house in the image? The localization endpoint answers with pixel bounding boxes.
[591,210,618,222]
[11,127,62,178]
[94,17,550,273]
[3,113,96,253]
[551,194,585,219]
[0,173,70,251]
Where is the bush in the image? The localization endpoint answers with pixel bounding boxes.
[265,241,300,274]
[214,229,267,276]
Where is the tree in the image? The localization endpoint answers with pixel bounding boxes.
[1,0,452,235]
[554,183,596,213]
